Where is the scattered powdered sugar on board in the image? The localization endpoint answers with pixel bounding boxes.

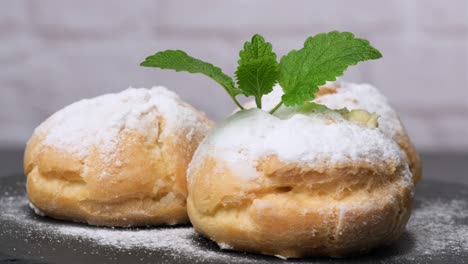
[0,195,263,263]
[408,199,468,256]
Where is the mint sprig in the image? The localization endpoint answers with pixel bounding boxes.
[235,34,279,109]
[279,31,382,106]
[141,50,244,109]
[140,31,382,114]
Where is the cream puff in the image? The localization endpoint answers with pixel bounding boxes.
[187,108,414,258]
[24,86,213,226]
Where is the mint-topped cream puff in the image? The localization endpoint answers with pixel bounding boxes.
[142,31,416,257]
[187,107,413,258]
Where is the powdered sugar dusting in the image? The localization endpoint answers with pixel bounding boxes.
[315,81,404,140]
[217,242,234,250]
[250,81,405,141]
[31,86,210,171]
[28,201,45,217]
[190,108,408,181]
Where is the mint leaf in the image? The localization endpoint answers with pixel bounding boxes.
[278,31,382,106]
[141,50,241,98]
[235,34,278,108]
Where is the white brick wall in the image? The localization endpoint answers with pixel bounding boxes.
[0,0,467,151]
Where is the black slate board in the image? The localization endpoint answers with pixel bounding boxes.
[0,174,467,264]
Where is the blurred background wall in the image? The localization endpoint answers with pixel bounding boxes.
[1,0,467,152]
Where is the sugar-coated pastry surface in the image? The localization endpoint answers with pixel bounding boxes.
[315,81,421,183]
[190,109,409,182]
[24,86,213,227]
[242,80,421,183]
[187,108,414,258]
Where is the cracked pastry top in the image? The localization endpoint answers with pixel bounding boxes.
[24,86,213,227]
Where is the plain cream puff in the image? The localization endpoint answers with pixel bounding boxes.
[24,86,213,226]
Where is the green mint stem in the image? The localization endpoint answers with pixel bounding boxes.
[255,96,262,109]
[269,101,283,114]
[232,96,245,110]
